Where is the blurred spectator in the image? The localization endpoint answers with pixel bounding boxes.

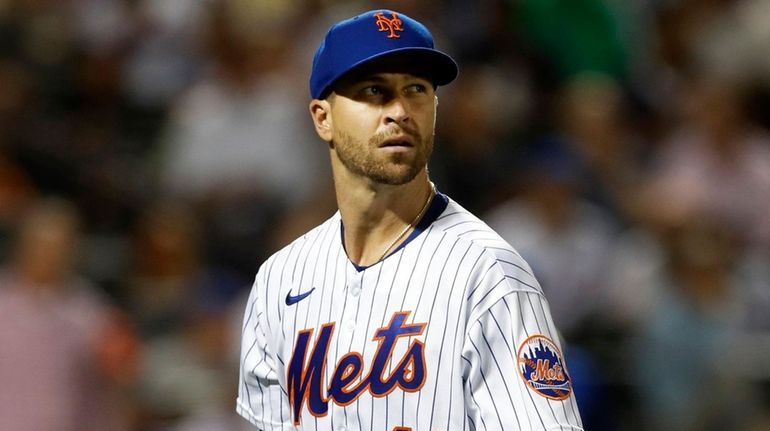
[633,75,770,389]
[669,0,770,87]
[157,0,326,203]
[485,138,618,336]
[432,62,532,212]
[0,2,156,236]
[119,0,207,108]
[632,217,759,431]
[0,59,40,255]
[556,72,651,223]
[157,0,331,274]
[124,200,245,429]
[0,198,138,431]
[125,201,209,335]
[639,76,770,246]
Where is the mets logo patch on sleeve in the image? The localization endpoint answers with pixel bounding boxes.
[517,335,573,400]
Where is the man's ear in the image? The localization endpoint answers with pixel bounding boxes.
[309,99,333,142]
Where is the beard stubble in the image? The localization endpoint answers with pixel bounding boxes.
[333,128,434,186]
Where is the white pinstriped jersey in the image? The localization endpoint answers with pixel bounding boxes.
[237,193,583,430]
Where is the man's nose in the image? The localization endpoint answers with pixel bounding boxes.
[384,96,410,125]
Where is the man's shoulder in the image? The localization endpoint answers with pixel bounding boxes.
[256,212,341,274]
[434,197,541,292]
[433,198,514,254]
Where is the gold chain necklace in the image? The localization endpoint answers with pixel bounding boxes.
[375,183,436,263]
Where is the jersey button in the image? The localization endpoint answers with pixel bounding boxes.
[345,321,357,333]
[350,286,361,297]
[337,427,347,431]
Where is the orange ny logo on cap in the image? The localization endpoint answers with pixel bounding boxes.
[374,12,404,38]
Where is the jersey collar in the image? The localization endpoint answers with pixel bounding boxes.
[341,191,449,272]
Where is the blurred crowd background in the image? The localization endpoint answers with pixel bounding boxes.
[0,0,769,430]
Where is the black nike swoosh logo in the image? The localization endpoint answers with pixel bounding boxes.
[285,287,316,306]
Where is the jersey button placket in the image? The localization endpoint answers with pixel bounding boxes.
[344,275,362,333]
[349,275,362,295]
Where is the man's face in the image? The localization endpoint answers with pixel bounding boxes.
[318,65,437,186]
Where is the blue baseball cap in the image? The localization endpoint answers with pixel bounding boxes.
[309,9,459,99]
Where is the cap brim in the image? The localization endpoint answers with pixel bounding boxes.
[321,47,458,98]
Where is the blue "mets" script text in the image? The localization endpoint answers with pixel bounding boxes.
[287,311,427,425]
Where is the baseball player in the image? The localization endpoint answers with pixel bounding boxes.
[237,9,583,431]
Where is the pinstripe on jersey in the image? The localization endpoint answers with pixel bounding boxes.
[237,193,583,430]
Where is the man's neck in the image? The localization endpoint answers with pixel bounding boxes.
[336,170,433,267]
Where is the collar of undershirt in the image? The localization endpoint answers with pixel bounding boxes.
[341,190,449,272]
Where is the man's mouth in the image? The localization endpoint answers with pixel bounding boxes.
[379,136,415,148]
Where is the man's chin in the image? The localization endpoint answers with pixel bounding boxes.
[367,165,424,186]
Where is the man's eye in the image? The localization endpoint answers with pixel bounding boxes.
[406,84,427,93]
[362,86,383,96]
